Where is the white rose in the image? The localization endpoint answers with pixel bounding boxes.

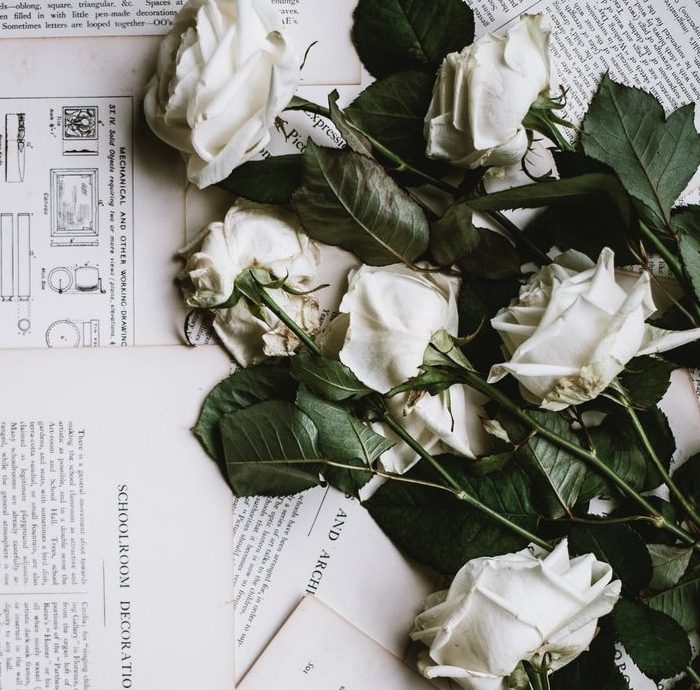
[144,0,300,189]
[179,200,320,366]
[424,14,551,169]
[323,264,489,475]
[411,540,621,690]
[488,248,700,411]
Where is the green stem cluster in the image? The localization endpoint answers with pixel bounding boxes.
[459,369,698,548]
[261,280,699,551]
[611,381,700,529]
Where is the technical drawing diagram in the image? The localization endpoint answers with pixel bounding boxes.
[45,318,100,348]
[16,214,30,300]
[0,212,31,301]
[4,113,26,182]
[62,106,99,156]
[47,263,105,294]
[50,169,99,247]
[0,214,13,301]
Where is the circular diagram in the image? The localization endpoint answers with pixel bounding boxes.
[46,320,81,348]
[48,267,73,294]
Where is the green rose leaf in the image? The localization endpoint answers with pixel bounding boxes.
[569,524,652,594]
[582,74,700,231]
[611,598,692,681]
[292,141,430,266]
[468,173,632,227]
[194,364,297,464]
[327,91,373,156]
[458,228,521,280]
[647,544,692,591]
[515,411,589,518]
[346,70,439,170]
[579,410,672,502]
[619,356,677,410]
[430,201,480,266]
[217,154,303,204]
[675,206,700,306]
[365,459,540,576]
[295,387,392,496]
[674,454,700,512]
[290,353,373,402]
[550,625,623,690]
[387,365,463,398]
[352,0,474,78]
[647,571,700,632]
[221,400,324,497]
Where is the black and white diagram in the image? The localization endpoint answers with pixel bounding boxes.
[0,214,14,301]
[4,113,26,183]
[50,168,99,246]
[45,318,100,348]
[47,263,105,294]
[62,106,99,156]
[0,95,135,349]
[0,212,31,301]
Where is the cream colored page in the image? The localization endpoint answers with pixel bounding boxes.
[0,0,362,84]
[0,36,187,348]
[0,345,235,689]
[239,596,436,690]
[232,486,434,681]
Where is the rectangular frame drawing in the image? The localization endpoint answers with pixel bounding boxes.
[16,213,30,300]
[0,214,14,299]
[50,168,99,247]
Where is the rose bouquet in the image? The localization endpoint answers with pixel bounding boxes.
[148,1,700,688]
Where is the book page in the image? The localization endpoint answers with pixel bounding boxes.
[239,596,436,690]
[0,0,361,85]
[233,487,435,681]
[476,0,700,203]
[0,35,188,349]
[0,345,235,689]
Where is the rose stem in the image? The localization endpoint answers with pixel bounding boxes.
[686,666,700,684]
[381,414,551,551]
[524,663,549,690]
[457,368,698,547]
[610,380,700,529]
[257,287,323,356]
[259,283,551,550]
[637,221,700,325]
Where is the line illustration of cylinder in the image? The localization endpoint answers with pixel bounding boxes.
[0,214,14,300]
[17,213,30,300]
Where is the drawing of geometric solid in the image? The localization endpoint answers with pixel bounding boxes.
[48,264,105,294]
[63,107,98,140]
[50,169,99,247]
[4,113,26,183]
[0,214,14,300]
[17,213,30,300]
[45,318,100,347]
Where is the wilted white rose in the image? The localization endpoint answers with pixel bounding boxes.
[424,14,551,169]
[323,264,489,474]
[411,540,621,690]
[145,0,300,188]
[488,248,700,410]
[179,200,320,366]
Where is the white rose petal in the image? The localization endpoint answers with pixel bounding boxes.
[179,200,320,366]
[424,14,551,169]
[488,247,700,410]
[325,263,489,474]
[145,0,300,188]
[411,540,621,690]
